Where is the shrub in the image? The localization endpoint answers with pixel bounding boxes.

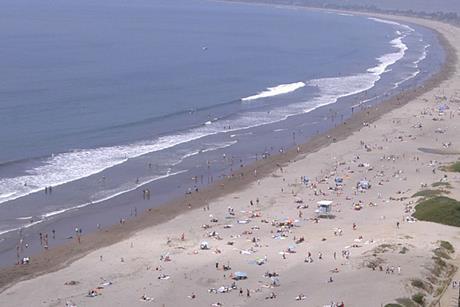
[413,196,460,227]
[411,293,425,305]
[411,279,424,290]
[440,240,454,253]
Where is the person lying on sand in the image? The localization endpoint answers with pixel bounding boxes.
[265,292,277,299]
[140,294,154,302]
[295,294,307,300]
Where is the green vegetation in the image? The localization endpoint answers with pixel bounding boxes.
[412,189,448,198]
[434,247,451,259]
[431,181,452,188]
[413,196,460,227]
[384,304,403,307]
[395,298,417,307]
[444,161,460,172]
[411,293,425,305]
[399,246,410,254]
[373,243,398,253]
[411,279,425,290]
[404,242,456,307]
[440,240,455,253]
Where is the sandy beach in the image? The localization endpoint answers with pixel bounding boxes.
[2,11,460,307]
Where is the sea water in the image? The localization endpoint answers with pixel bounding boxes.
[0,0,444,262]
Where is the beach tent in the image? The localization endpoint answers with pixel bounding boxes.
[233,271,248,280]
[317,200,333,206]
[438,104,449,113]
[270,276,280,286]
[256,258,266,265]
[316,200,333,218]
[335,177,343,186]
[200,241,209,250]
[302,176,309,185]
[357,180,370,190]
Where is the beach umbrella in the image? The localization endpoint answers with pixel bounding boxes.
[200,241,209,249]
[233,271,248,279]
[270,276,280,286]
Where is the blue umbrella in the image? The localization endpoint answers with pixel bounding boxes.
[234,271,248,279]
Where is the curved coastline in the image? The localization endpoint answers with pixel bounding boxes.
[0,9,457,301]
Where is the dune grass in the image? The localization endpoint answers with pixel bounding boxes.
[413,196,460,227]
[412,189,448,198]
[442,161,460,172]
[431,181,452,188]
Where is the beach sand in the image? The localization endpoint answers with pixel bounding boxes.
[2,13,460,307]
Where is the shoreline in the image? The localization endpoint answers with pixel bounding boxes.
[0,10,457,297]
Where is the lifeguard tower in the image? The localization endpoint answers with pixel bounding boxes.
[315,200,333,218]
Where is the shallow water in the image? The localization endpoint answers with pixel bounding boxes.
[0,0,444,264]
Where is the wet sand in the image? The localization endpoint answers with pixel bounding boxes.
[1,11,460,307]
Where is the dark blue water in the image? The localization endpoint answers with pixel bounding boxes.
[0,0,397,163]
[0,0,444,251]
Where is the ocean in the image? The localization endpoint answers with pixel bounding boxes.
[0,0,444,264]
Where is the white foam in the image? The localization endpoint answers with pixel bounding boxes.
[338,13,354,17]
[171,140,237,166]
[367,36,408,76]
[393,70,421,89]
[201,141,237,153]
[415,44,430,65]
[0,220,43,237]
[241,82,306,101]
[0,18,414,208]
[0,131,210,205]
[201,25,410,141]
[44,170,188,219]
[368,17,415,32]
[0,170,188,238]
[393,43,429,89]
[305,29,409,112]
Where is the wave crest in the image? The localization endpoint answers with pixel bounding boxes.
[241,82,306,101]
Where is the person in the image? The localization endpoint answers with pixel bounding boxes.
[296,293,306,300]
[396,221,400,229]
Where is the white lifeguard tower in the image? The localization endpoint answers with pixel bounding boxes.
[315,200,333,218]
